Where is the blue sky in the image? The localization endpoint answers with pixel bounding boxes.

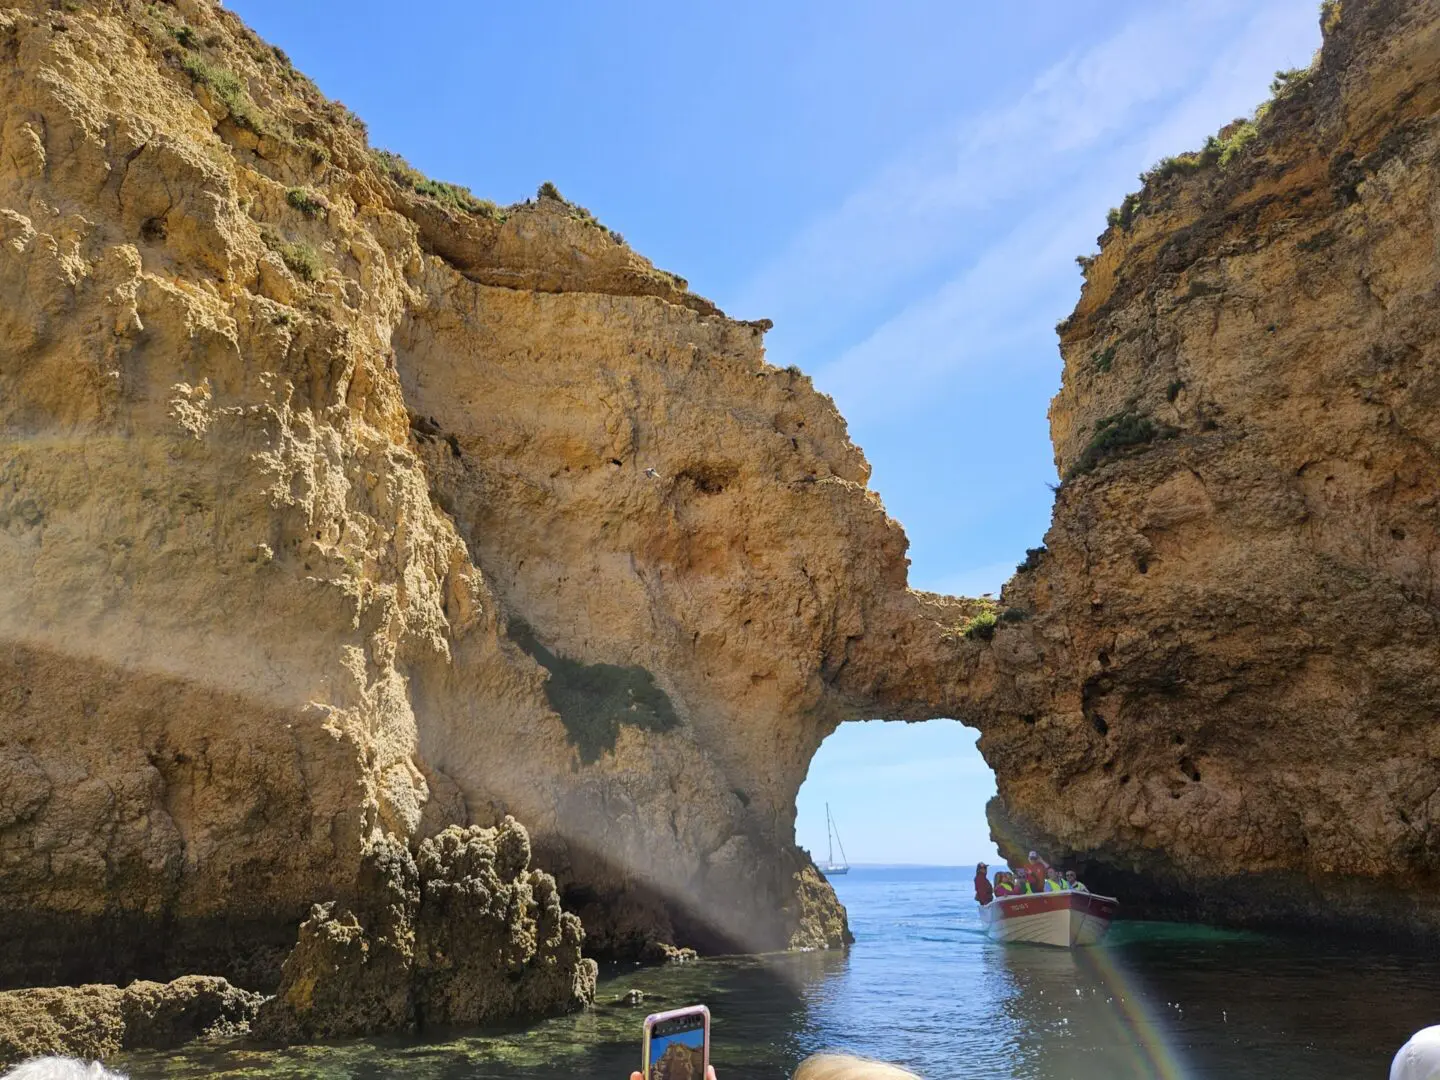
[229,0,1322,864]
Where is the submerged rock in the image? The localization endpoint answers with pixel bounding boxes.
[0,976,261,1066]
[256,819,596,1041]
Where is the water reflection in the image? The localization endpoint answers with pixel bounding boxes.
[985,943,1190,1080]
[113,868,1440,1079]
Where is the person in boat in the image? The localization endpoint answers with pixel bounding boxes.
[1025,850,1049,893]
[1018,862,1040,893]
[1064,869,1088,893]
[1043,867,1066,892]
[992,870,1015,897]
[974,861,993,905]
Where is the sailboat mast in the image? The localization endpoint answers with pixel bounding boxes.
[826,802,834,866]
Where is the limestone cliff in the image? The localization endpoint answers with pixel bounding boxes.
[0,0,974,986]
[969,0,1440,937]
[9,0,1431,989]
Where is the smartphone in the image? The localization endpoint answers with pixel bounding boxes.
[642,1004,710,1080]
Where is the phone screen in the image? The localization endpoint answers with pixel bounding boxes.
[644,1007,709,1080]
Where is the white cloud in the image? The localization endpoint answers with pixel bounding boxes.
[732,1,1296,342]
[735,1,1320,424]
[801,0,1321,424]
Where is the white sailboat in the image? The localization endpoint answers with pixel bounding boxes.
[822,802,849,876]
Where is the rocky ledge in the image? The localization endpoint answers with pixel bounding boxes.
[0,976,260,1065]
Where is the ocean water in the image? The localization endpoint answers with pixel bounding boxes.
[117,866,1440,1079]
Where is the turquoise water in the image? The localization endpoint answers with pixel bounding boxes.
[116,866,1440,1078]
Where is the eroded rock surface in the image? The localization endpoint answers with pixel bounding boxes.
[0,975,261,1066]
[8,0,1433,991]
[964,0,1440,937]
[257,819,595,1039]
[0,0,985,983]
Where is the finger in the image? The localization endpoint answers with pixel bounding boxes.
[707,1068,718,1080]
[631,1073,644,1080]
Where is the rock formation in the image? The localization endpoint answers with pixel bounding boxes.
[966,0,1440,937]
[0,976,261,1065]
[3,0,1436,1006]
[0,0,977,989]
[256,818,595,1039]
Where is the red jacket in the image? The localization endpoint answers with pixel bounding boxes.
[1026,859,1049,893]
[974,869,994,906]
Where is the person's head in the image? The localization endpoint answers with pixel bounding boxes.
[1391,1025,1440,1080]
[976,862,987,874]
[1046,866,1061,880]
[1065,870,1078,883]
[2,1060,127,1079]
[1028,850,1041,863]
[792,1053,921,1080]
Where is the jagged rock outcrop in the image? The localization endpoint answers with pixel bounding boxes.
[11,0,1430,989]
[0,0,977,986]
[256,818,595,1039]
[0,975,261,1065]
[965,0,1440,937]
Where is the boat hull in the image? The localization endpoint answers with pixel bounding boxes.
[979,891,1118,947]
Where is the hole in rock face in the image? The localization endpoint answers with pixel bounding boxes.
[796,718,1002,872]
[675,462,738,495]
[1090,713,1109,736]
[1179,756,1201,782]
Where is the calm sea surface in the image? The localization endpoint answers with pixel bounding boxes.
[117,866,1440,1079]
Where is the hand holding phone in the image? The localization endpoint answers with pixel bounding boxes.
[639,1005,710,1080]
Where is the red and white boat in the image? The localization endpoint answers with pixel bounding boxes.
[979,890,1119,947]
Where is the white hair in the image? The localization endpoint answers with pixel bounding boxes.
[1391,1026,1440,1080]
[793,1053,921,1080]
[1,1060,127,1079]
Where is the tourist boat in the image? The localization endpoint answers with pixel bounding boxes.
[979,890,1119,947]
[822,803,849,876]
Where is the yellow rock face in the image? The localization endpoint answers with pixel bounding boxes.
[0,0,979,981]
[972,0,1440,936]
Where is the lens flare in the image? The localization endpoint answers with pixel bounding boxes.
[1074,944,1197,1080]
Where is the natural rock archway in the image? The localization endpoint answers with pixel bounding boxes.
[1,0,1439,1003]
[0,0,983,986]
